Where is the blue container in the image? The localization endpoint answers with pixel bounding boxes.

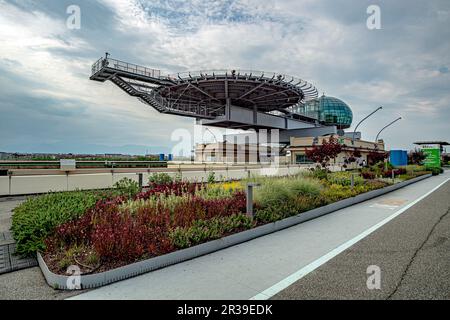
[159,154,165,161]
[168,154,173,161]
[390,150,408,166]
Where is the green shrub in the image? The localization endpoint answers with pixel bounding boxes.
[11,191,102,256]
[320,180,390,204]
[397,171,427,181]
[254,196,324,223]
[320,184,356,203]
[429,167,441,176]
[194,184,235,200]
[253,176,322,208]
[254,206,284,223]
[309,169,328,180]
[369,161,391,176]
[327,172,364,186]
[174,171,183,182]
[86,251,100,267]
[170,214,254,248]
[253,179,291,208]
[207,171,216,184]
[120,193,190,215]
[285,177,323,197]
[114,178,140,197]
[364,180,390,190]
[148,172,173,185]
[385,162,395,170]
[405,165,425,173]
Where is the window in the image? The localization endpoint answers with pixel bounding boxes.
[296,153,313,164]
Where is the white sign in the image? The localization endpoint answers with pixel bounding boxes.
[60,159,76,171]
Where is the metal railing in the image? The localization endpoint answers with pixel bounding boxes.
[91,57,104,75]
[172,69,302,84]
[0,160,167,170]
[170,69,318,99]
[91,57,162,79]
[91,57,318,100]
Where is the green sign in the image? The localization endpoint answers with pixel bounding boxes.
[422,148,441,168]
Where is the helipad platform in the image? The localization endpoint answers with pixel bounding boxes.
[90,56,320,130]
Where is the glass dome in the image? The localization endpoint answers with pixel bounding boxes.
[314,95,353,129]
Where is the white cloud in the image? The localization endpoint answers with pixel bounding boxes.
[0,0,449,153]
[0,0,195,149]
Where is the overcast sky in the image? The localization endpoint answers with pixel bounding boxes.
[0,0,449,155]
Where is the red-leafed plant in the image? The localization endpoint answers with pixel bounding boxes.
[306,136,342,168]
[367,151,389,166]
[383,168,407,178]
[361,171,375,180]
[45,185,247,265]
[136,181,201,200]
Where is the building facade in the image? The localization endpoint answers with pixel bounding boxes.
[195,142,282,164]
[288,136,385,166]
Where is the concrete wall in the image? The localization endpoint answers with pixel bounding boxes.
[68,174,114,191]
[0,165,314,196]
[10,175,67,195]
[0,177,9,195]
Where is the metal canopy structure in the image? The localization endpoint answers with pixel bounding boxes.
[90,55,320,130]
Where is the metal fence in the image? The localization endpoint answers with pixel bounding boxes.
[91,57,161,79]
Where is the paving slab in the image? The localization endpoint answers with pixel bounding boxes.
[0,197,38,275]
[0,245,11,274]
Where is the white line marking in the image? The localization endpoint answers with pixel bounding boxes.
[370,204,399,210]
[250,177,450,300]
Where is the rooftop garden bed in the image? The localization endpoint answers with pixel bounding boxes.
[11,165,432,277]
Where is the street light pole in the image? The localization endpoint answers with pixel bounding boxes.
[352,106,383,145]
[375,117,402,142]
[205,127,218,143]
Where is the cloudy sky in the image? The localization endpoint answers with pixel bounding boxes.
[0,0,449,155]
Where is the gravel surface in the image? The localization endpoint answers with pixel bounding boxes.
[0,267,84,300]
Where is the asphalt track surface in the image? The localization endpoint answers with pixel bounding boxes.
[273,179,450,300]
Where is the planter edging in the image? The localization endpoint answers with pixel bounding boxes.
[38,173,432,290]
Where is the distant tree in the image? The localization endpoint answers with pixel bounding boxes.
[408,149,426,165]
[306,136,342,168]
[352,150,362,159]
[367,150,388,166]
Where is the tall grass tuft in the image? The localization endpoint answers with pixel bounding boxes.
[253,175,323,208]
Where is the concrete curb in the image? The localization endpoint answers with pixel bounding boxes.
[38,174,432,290]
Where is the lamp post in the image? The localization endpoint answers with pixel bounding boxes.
[352,106,383,145]
[205,127,218,143]
[375,117,402,142]
[246,182,261,217]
